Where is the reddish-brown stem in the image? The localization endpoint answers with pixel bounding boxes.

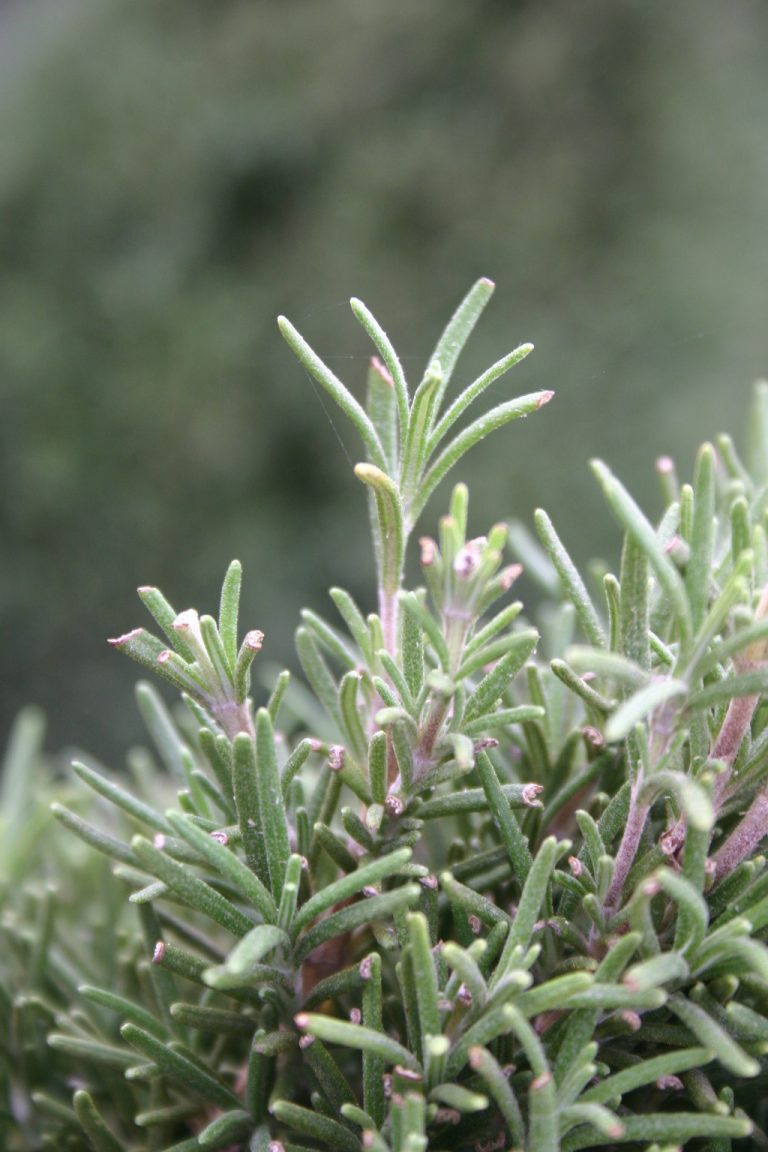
[713,791,768,881]
[605,783,650,914]
[411,694,451,783]
[209,698,256,741]
[662,690,761,857]
[379,584,398,658]
[713,691,761,805]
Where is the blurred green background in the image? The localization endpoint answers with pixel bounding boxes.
[1,0,767,763]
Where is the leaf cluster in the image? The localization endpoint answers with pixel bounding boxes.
[4,287,768,1151]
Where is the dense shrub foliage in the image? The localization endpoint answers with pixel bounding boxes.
[5,284,768,1149]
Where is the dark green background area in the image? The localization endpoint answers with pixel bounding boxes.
[1,0,767,763]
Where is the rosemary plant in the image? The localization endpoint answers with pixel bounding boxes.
[5,280,768,1151]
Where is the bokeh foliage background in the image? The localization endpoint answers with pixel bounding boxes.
[1,0,768,762]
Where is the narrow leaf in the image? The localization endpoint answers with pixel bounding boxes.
[366,356,399,476]
[351,297,410,445]
[218,560,242,673]
[582,1046,712,1105]
[294,885,420,963]
[72,760,168,833]
[686,443,716,632]
[356,463,405,596]
[475,751,533,882]
[232,733,269,885]
[429,277,495,410]
[361,952,385,1128]
[131,835,254,938]
[295,1012,419,1071]
[496,837,563,972]
[605,678,687,743]
[278,315,387,470]
[270,1101,361,1152]
[207,925,289,981]
[464,630,538,722]
[255,707,291,901]
[428,342,534,454]
[562,1112,750,1150]
[669,994,759,1077]
[468,1046,524,1148]
[292,847,412,935]
[414,392,554,522]
[535,509,606,646]
[591,459,692,650]
[120,1024,241,1109]
[73,1090,126,1152]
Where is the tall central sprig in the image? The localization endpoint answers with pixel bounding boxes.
[278,279,550,655]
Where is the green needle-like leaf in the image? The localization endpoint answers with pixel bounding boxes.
[413,392,554,522]
[330,586,374,661]
[366,355,399,477]
[278,315,388,470]
[121,1024,241,1109]
[464,629,538,722]
[355,463,405,597]
[429,1083,489,1112]
[496,836,563,972]
[73,1091,126,1152]
[591,458,693,652]
[582,1047,712,1105]
[131,834,254,938]
[78,986,169,1040]
[295,1012,420,1071]
[406,912,441,1055]
[232,732,270,885]
[51,802,134,865]
[197,1110,253,1149]
[400,591,451,669]
[641,769,713,833]
[294,885,420,963]
[137,585,195,661]
[605,678,687,742]
[254,707,291,901]
[686,443,716,632]
[218,559,242,673]
[562,1112,751,1150]
[361,952,386,1128]
[475,751,533,882]
[72,760,168,834]
[469,1046,525,1147]
[350,296,410,445]
[535,508,606,647]
[166,809,277,921]
[292,847,412,935]
[669,994,760,1077]
[206,924,289,981]
[687,669,768,710]
[565,645,650,689]
[428,342,534,455]
[428,276,496,410]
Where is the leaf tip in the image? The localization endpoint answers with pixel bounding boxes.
[107,627,143,647]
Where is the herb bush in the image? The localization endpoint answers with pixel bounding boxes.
[5,280,768,1150]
